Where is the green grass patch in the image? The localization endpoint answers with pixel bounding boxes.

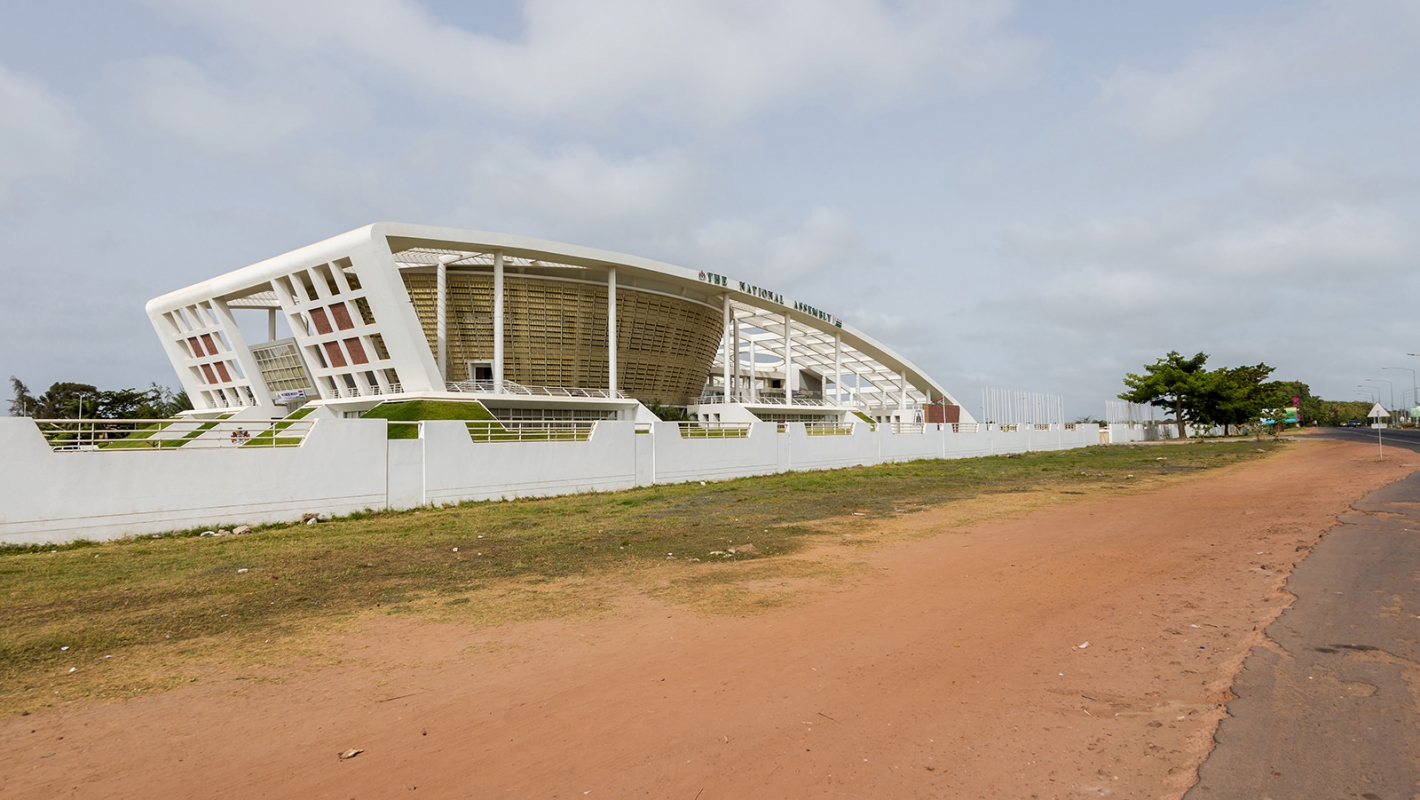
[363,399,500,439]
[0,439,1284,715]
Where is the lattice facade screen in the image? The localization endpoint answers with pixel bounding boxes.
[251,339,314,393]
[403,272,722,405]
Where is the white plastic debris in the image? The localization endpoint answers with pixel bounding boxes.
[1077,642,1089,649]
[236,568,249,574]
[68,667,76,673]
[60,646,69,651]
[452,547,458,552]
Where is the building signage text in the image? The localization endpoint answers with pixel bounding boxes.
[698,270,839,327]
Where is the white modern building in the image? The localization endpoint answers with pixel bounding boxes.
[0,223,1138,545]
[144,222,972,426]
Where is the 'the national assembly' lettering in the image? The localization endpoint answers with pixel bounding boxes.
[698,271,841,327]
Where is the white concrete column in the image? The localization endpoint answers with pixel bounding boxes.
[607,266,617,395]
[493,250,504,393]
[834,333,842,406]
[267,308,277,342]
[436,257,449,383]
[782,312,793,407]
[722,296,732,402]
[748,338,757,402]
[732,311,740,399]
[899,371,908,414]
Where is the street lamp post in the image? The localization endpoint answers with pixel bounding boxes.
[77,392,87,448]
[1365,378,1395,415]
[1383,366,1416,428]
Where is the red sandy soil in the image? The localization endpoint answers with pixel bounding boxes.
[2,438,1412,799]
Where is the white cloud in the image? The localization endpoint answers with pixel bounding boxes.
[688,206,876,286]
[1099,0,1420,140]
[107,55,362,156]
[462,139,702,224]
[138,0,1040,125]
[1188,205,1410,277]
[0,65,82,203]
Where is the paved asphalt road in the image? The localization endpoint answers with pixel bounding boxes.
[1186,431,1420,799]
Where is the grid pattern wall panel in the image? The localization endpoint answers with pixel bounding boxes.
[616,293,721,406]
[271,259,399,400]
[402,272,720,405]
[251,340,314,393]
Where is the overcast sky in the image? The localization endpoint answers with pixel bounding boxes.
[3,0,1418,417]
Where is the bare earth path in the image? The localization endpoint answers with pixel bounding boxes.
[2,438,1412,799]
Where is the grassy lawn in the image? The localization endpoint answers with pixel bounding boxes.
[0,440,1283,715]
[361,399,499,439]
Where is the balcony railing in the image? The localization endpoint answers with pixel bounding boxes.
[697,391,839,408]
[445,380,629,400]
[34,418,315,451]
[675,422,751,439]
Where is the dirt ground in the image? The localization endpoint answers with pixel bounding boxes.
[2,437,1412,799]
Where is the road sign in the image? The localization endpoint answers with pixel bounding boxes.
[1368,403,1390,419]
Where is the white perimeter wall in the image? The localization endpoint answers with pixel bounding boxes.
[0,419,1142,545]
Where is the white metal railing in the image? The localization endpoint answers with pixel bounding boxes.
[675,422,751,439]
[468,420,595,442]
[34,418,315,451]
[956,422,979,434]
[386,419,597,442]
[697,393,838,407]
[891,422,924,434]
[804,422,855,436]
[445,380,629,400]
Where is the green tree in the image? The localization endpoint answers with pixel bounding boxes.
[32,382,99,418]
[1119,351,1210,439]
[1194,363,1276,435]
[8,376,36,417]
[9,380,191,419]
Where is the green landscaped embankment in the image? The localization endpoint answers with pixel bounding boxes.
[361,399,500,439]
[242,406,314,447]
[0,439,1284,715]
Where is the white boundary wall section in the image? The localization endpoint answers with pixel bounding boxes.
[0,419,1142,545]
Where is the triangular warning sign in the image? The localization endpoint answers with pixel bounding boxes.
[1368,402,1390,418]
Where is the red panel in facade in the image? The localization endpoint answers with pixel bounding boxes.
[187,337,204,357]
[323,340,348,368]
[310,307,333,335]
[201,333,218,355]
[329,302,354,330]
[343,337,368,365]
[923,403,961,425]
[214,362,232,383]
[200,363,218,384]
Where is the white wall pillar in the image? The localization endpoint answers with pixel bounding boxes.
[899,371,908,414]
[267,308,277,342]
[782,312,793,407]
[722,296,732,401]
[493,250,504,394]
[748,338,757,402]
[834,333,842,406]
[732,311,740,399]
[436,257,448,383]
[607,266,617,395]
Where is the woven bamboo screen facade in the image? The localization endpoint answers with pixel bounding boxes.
[403,272,722,405]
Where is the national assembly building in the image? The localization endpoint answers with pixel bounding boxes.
[144,222,970,428]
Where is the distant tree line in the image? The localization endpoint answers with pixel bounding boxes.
[8,377,191,419]
[1118,351,1336,438]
